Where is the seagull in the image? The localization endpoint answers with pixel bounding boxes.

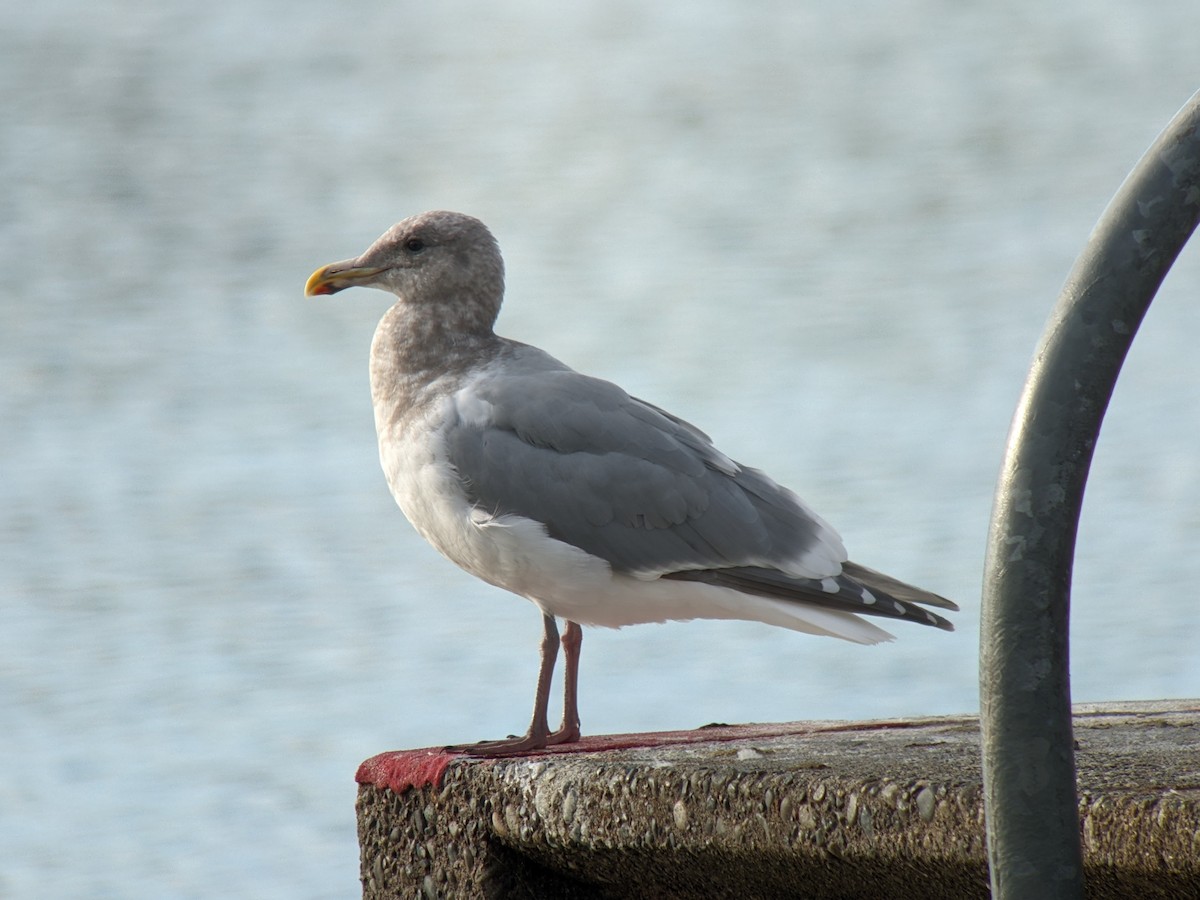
[305,210,956,755]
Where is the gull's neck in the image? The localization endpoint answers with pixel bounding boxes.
[369,297,503,419]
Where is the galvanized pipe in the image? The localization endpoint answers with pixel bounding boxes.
[980,91,1200,899]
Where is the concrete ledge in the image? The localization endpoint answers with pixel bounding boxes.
[355,701,1200,898]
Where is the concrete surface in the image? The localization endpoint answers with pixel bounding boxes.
[355,700,1200,898]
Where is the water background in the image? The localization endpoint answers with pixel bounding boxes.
[3,2,1199,897]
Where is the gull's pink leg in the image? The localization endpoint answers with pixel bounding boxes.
[547,620,582,745]
[448,613,559,755]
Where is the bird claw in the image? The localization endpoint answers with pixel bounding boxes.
[445,717,581,757]
[546,722,581,746]
[444,732,549,757]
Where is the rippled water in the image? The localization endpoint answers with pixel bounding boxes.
[3,2,1199,897]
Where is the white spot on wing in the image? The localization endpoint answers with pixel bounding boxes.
[451,385,496,427]
[772,483,847,579]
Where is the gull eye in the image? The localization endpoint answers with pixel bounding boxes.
[404,237,426,253]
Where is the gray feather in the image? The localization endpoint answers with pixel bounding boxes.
[442,346,838,576]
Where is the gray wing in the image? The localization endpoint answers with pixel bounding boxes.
[441,348,845,579]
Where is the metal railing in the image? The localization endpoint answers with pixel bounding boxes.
[980,91,1200,898]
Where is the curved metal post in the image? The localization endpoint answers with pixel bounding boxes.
[981,91,1200,899]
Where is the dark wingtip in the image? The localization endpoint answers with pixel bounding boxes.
[925,610,956,632]
[664,566,958,631]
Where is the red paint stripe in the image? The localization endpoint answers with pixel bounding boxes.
[356,749,458,793]
[354,719,940,793]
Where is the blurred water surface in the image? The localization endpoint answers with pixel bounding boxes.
[2,2,1199,897]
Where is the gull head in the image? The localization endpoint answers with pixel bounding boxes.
[305,211,506,330]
